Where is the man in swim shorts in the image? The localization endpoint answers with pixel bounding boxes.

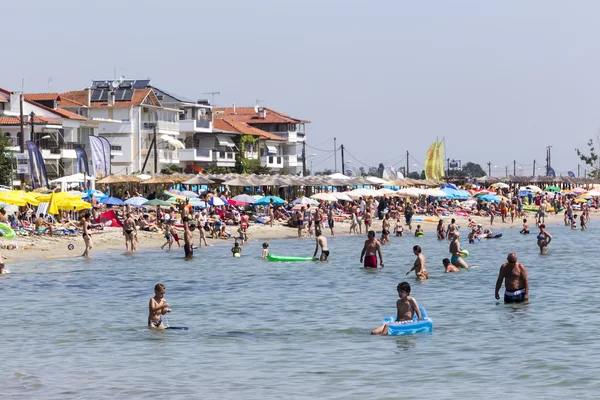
[406,245,428,280]
[312,228,329,261]
[360,230,384,268]
[495,252,529,303]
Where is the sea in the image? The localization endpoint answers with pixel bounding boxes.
[2,221,599,399]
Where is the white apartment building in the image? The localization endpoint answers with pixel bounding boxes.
[0,88,101,180]
[60,79,180,175]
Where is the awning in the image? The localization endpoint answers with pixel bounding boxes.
[266,145,277,155]
[216,135,235,147]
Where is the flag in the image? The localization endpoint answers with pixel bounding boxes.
[383,166,397,180]
[26,141,49,189]
[424,140,437,180]
[100,137,112,175]
[75,147,89,190]
[568,171,575,178]
[345,168,356,177]
[89,136,111,177]
[547,168,556,177]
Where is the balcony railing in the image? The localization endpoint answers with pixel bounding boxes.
[196,119,211,129]
[143,121,179,132]
[39,140,86,150]
[213,151,236,161]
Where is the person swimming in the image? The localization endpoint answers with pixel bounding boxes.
[520,218,530,234]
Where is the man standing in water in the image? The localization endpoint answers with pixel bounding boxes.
[495,252,529,303]
[122,212,137,252]
[312,228,330,261]
[406,245,428,280]
[179,200,196,260]
[360,230,384,268]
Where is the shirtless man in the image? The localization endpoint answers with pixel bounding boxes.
[297,207,305,238]
[499,198,507,223]
[381,213,391,244]
[489,203,496,225]
[122,212,137,251]
[327,207,335,236]
[313,205,323,232]
[539,199,548,225]
[179,201,195,260]
[495,252,529,303]
[360,230,384,268]
[446,218,458,240]
[312,228,329,261]
[537,224,552,255]
[442,258,459,273]
[406,245,428,280]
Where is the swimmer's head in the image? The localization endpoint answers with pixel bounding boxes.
[413,245,421,254]
[367,230,376,238]
[397,281,411,295]
[451,218,456,223]
[262,242,269,248]
[454,231,461,240]
[234,241,239,247]
[523,218,527,223]
[416,224,421,228]
[442,258,451,266]
[154,283,166,295]
[507,252,517,263]
[540,224,546,229]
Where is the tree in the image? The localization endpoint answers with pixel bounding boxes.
[367,166,379,177]
[461,162,486,178]
[576,138,600,177]
[160,163,181,175]
[407,171,421,179]
[377,163,385,178]
[0,130,15,186]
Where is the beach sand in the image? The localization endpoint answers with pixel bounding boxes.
[4,210,576,264]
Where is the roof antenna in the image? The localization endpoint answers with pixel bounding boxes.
[48,77,53,90]
[203,92,220,106]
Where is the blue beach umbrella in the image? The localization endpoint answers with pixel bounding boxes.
[255,196,285,206]
[125,196,148,207]
[208,197,229,206]
[480,194,500,203]
[84,189,107,200]
[99,196,126,206]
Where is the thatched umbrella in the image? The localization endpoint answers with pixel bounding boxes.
[183,175,215,185]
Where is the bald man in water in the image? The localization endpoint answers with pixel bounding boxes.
[495,252,529,303]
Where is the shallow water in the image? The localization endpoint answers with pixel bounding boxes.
[2,223,600,399]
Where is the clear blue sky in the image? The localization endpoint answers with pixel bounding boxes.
[4,0,600,176]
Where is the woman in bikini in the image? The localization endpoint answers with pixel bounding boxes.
[80,214,93,257]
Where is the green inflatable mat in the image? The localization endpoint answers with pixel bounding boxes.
[267,254,315,262]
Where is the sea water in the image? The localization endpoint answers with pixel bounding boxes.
[2,223,600,399]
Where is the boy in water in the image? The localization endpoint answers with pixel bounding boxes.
[571,214,578,230]
[371,281,422,335]
[148,283,171,329]
[232,241,242,257]
[520,218,529,234]
[414,224,424,237]
[443,258,459,273]
[580,213,587,231]
[262,242,270,259]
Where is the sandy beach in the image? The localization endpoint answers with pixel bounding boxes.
[6,210,576,264]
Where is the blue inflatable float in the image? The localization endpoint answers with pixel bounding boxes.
[383,307,433,335]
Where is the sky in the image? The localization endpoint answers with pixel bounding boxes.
[4,0,600,177]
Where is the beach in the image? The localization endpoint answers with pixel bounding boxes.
[6,209,573,264]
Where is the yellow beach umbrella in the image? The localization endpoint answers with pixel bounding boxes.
[57,199,92,211]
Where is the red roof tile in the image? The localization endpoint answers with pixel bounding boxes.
[213,118,285,141]
[214,107,310,124]
[24,93,60,101]
[0,94,8,103]
[0,116,62,125]
[59,88,159,109]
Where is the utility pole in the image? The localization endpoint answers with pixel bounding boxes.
[333,137,337,173]
[406,151,409,176]
[19,92,24,187]
[340,144,345,176]
[153,124,158,175]
[505,165,508,177]
[578,164,580,177]
[487,162,491,177]
[513,160,516,176]
[302,140,307,176]
[546,145,552,175]
[533,160,536,176]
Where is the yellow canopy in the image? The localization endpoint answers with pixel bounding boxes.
[0,190,41,206]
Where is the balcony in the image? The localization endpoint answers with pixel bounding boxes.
[39,141,85,159]
[98,121,133,135]
[178,148,213,162]
[178,119,212,133]
[283,154,299,167]
[261,155,283,169]
[213,150,236,167]
[142,120,179,135]
[157,149,179,163]
[244,151,259,160]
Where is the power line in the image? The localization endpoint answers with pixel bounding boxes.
[305,143,336,153]
[342,148,373,168]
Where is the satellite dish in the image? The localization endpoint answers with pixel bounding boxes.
[119,75,125,83]
[111,81,119,89]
